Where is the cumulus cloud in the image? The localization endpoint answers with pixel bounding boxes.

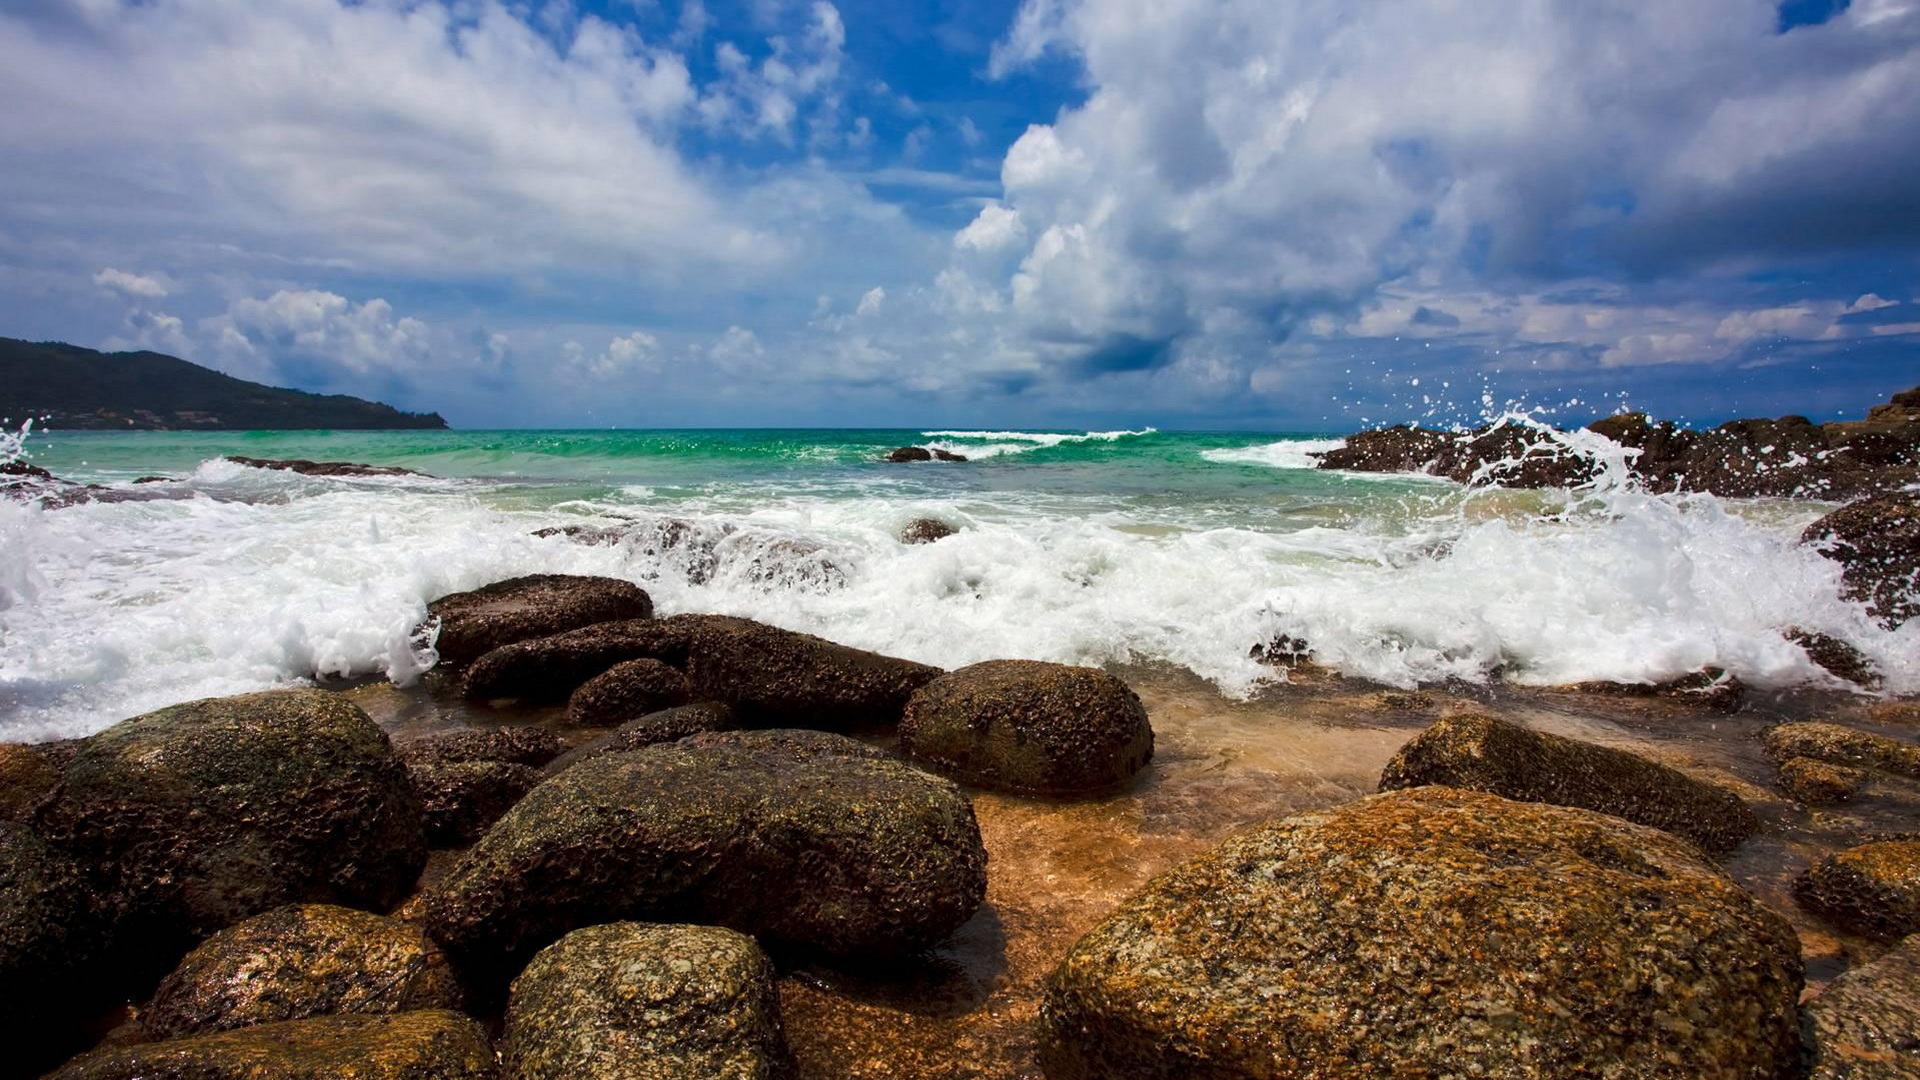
[580,330,662,377]
[202,289,433,378]
[856,286,886,316]
[92,268,169,298]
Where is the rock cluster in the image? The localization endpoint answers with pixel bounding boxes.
[885,446,967,462]
[425,574,655,666]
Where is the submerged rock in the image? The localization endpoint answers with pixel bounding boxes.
[899,518,957,544]
[32,690,426,970]
[567,658,694,727]
[0,742,59,820]
[543,703,739,775]
[1777,757,1871,806]
[411,760,543,847]
[503,922,794,1080]
[1805,932,1920,1079]
[1378,713,1757,853]
[885,446,967,463]
[1797,840,1920,941]
[1039,787,1803,1080]
[225,456,426,478]
[48,1010,497,1080]
[425,730,986,987]
[1804,497,1920,629]
[1764,722,1920,779]
[400,727,564,769]
[533,516,733,585]
[426,574,654,666]
[143,904,464,1040]
[900,660,1154,796]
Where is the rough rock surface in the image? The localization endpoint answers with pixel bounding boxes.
[567,658,694,727]
[425,730,986,987]
[885,446,967,463]
[427,574,654,666]
[462,616,727,703]
[1765,723,1920,779]
[411,760,543,847]
[143,904,464,1040]
[900,660,1154,795]
[1,823,105,1066]
[225,456,426,478]
[1789,629,1883,688]
[1039,787,1804,1080]
[503,922,794,1080]
[1797,840,1920,941]
[1778,757,1871,806]
[899,518,957,544]
[679,619,941,730]
[1565,668,1746,712]
[1805,933,1920,1079]
[1804,498,1920,629]
[400,727,564,769]
[32,689,426,966]
[0,742,59,820]
[543,703,739,775]
[1378,713,1757,852]
[47,1011,498,1080]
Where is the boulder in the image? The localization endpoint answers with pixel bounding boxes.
[462,616,723,703]
[411,760,543,847]
[400,727,564,769]
[143,904,464,1040]
[1789,628,1883,688]
[899,660,1154,796]
[567,658,694,727]
[1797,840,1920,941]
[899,519,957,544]
[502,922,793,1080]
[46,1011,497,1080]
[1378,713,1757,853]
[1805,933,1920,1079]
[427,574,654,666]
[225,456,427,478]
[1764,722,1920,779]
[1039,787,1804,1080]
[542,703,739,775]
[424,730,986,987]
[1777,757,1871,806]
[32,690,426,971]
[0,742,59,820]
[885,447,967,463]
[679,619,941,730]
[1,823,107,1069]
[1804,498,1920,629]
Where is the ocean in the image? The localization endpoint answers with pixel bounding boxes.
[2,424,1913,742]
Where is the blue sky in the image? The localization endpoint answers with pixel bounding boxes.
[1,0,1917,430]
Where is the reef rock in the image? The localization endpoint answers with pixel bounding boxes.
[567,658,694,727]
[47,1011,497,1080]
[426,574,654,666]
[225,456,427,478]
[1805,932,1920,1079]
[1804,497,1920,629]
[1797,840,1920,941]
[1764,722,1920,779]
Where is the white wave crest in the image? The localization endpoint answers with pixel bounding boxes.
[918,428,1156,458]
[1201,438,1347,470]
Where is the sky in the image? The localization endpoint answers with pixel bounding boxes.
[1,0,1917,430]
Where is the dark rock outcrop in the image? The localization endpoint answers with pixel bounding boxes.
[1764,722,1920,779]
[899,518,957,544]
[1777,756,1871,806]
[1803,498,1920,629]
[462,617,710,703]
[424,730,986,988]
[885,446,967,463]
[1,823,107,1070]
[1565,668,1746,712]
[1039,787,1803,1080]
[32,690,426,972]
[679,619,941,730]
[411,760,543,847]
[143,904,464,1040]
[1378,713,1757,853]
[1797,840,1920,941]
[0,742,59,821]
[225,456,427,478]
[567,658,694,727]
[900,660,1154,796]
[47,1011,497,1080]
[503,922,794,1080]
[1804,932,1920,1078]
[1789,628,1883,688]
[400,727,564,769]
[543,703,739,775]
[426,574,654,666]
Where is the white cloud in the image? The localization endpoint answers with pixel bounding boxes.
[583,330,661,376]
[856,286,886,316]
[955,203,1027,252]
[92,267,169,298]
[205,289,432,377]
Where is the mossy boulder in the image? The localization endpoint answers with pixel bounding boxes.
[899,660,1154,795]
[1805,933,1920,1078]
[1039,787,1804,1080]
[567,658,693,727]
[1777,757,1871,806]
[427,574,654,666]
[425,730,986,988]
[543,703,739,775]
[143,904,463,1040]
[503,922,793,1080]
[400,727,564,769]
[32,690,426,971]
[0,742,59,820]
[1,823,108,1070]
[411,760,544,847]
[1764,722,1920,778]
[47,1011,497,1080]
[1797,840,1920,941]
[1378,713,1756,853]
[1803,497,1920,628]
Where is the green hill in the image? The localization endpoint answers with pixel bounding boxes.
[0,338,447,430]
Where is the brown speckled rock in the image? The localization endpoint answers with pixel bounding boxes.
[31,690,425,973]
[1378,713,1756,853]
[899,519,957,544]
[681,619,941,730]
[47,1010,497,1080]
[411,760,543,847]
[900,660,1153,796]
[1797,840,1920,941]
[1765,722,1920,779]
[542,703,739,775]
[2,823,108,1071]
[1567,668,1746,712]
[1803,497,1920,628]
[567,658,693,727]
[1039,787,1804,1080]
[401,727,564,769]
[0,742,59,820]
[143,904,464,1040]
[427,574,653,666]
[1788,629,1883,688]
[462,615,732,703]
[425,730,986,989]
[1806,933,1920,1078]
[1778,756,1871,806]
[503,922,793,1080]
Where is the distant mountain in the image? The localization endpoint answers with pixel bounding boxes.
[0,338,447,430]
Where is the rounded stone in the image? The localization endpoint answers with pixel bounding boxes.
[0,742,59,821]
[1039,787,1804,1080]
[427,574,654,666]
[1764,722,1920,778]
[567,658,693,727]
[1797,840,1920,941]
[899,519,957,544]
[900,660,1154,795]
[1776,756,1870,806]
[401,726,564,769]
[46,1010,497,1080]
[542,703,739,775]
[412,759,543,847]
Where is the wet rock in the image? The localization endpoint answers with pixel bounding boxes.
[899,518,957,544]
[225,456,426,478]
[1805,932,1920,1078]
[1797,840,1920,941]
[0,742,59,820]
[900,660,1154,796]
[426,574,655,666]
[1567,667,1745,712]
[502,922,794,1080]
[1311,425,1454,476]
[411,760,543,847]
[462,616,722,703]
[143,904,464,1040]
[681,619,941,730]
[1,823,108,1069]
[1804,498,1920,629]
[1765,722,1920,779]
[533,517,734,586]
[1778,757,1872,806]
[424,730,986,988]
[885,446,967,463]
[1790,628,1883,688]
[32,689,426,972]
[47,1010,497,1080]
[568,658,694,727]
[400,726,564,769]
[1378,713,1757,853]
[132,475,177,484]
[1039,787,1804,1080]
[543,703,739,775]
